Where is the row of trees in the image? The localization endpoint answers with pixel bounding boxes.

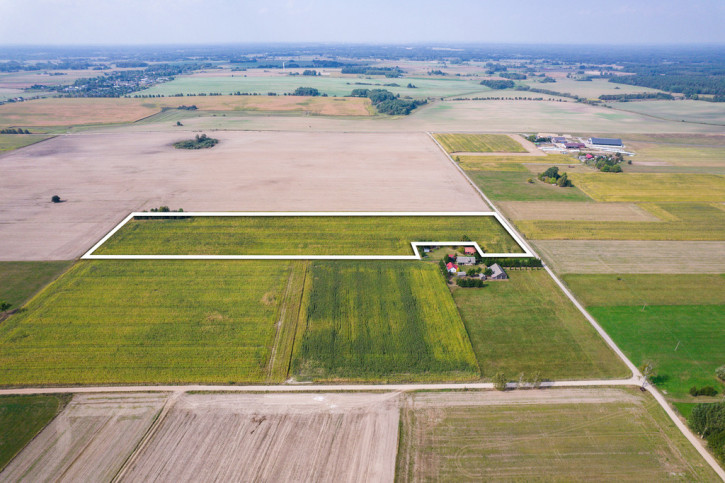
[0,128,31,134]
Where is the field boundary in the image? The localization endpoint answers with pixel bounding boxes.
[81,211,533,260]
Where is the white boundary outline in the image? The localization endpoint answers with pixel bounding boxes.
[81,211,533,260]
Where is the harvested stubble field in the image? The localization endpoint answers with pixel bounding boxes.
[626,142,725,168]
[395,388,719,482]
[433,133,526,153]
[533,240,725,274]
[515,202,725,241]
[525,77,664,99]
[123,392,400,482]
[0,96,372,128]
[1,131,485,261]
[0,394,69,471]
[569,173,725,202]
[0,260,290,385]
[498,201,660,222]
[291,262,479,382]
[0,393,167,482]
[465,169,592,202]
[451,270,627,380]
[94,215,520,256]
[608,99,725,126]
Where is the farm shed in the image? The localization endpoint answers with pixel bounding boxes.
[589,137,623,147]
[565,142,585,149]
[464,247,476,255]
[488,263,508,280]
[457,256,477,265]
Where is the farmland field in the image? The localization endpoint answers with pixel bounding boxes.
[396,388,719,482]
[499,201,660,222]
[433,133,526,153]
[465,170,592,201]
[627,142,725,167]
[0,261,72,308]
[94,215,521,256]
[0,393,167,482]
[291,261,479,381]
[608,99,725,126]
[0,96,372,128]
[451,270,627,380]
[0,260,290,384]
[533,240,725,274]
[135,71,492,98]
[525,77,664,99]
[0,134,52,151]
[569,173,725,202]
[590,305,725,398]
[0,394,69,471]
[564,274,725,306]
[515,202,725,240]
[123,392,399,482]
[457,154,574,170]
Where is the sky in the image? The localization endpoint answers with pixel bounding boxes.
[1,0,724,46]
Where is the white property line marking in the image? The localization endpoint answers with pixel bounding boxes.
[82,211,534,260]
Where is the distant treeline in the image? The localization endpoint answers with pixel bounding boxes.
[499,72,527,80]
[484,258,543,268]
[341,66,403,78]
[480,79,515,89]
[599,92,674,101]
[349,88,426,115]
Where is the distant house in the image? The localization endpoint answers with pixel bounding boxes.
[457,256,476,265]
[565,142,585,149]
[464,246,476,255]
[589,137,623,147]
[489,263,508,280]
[446,262,459,274]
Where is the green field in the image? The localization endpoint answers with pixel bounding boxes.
[591,305,725,398]
[564,274,725,306]
[0,134,52,152]
[94,216,521,256]
[0,394,69,471]
[465,170,592,202]
[291,261,479,381]
[452,270,627,380]
[609,99,725,126]
[0,261,290,385]
[396,390,719,482]
[433,133,526,153]
[0,261,73,309]
[569,173,725,202]
[136,73,492,99]
[525,77,664,99]
[516,202,725,240]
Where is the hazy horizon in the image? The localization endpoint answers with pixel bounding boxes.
[1,0,724,46]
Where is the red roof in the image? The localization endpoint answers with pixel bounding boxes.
[464,247,476,254]
[446,262,458,270]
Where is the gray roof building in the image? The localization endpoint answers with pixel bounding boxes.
[589,137,623,147]
[457,256,476,265]
[489,263,508,280]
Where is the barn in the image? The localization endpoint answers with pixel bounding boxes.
[589,137,623,147]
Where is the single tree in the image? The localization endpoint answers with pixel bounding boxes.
[0,301,11,314]
[51,195,61,203]
[493,372,507,391]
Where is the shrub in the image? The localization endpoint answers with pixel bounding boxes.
[690,386,718,397]
[173,134,218,150]
[51,195,61,203]
[690,402,725,463]
[493,372,508,390]
[715,365,725,381]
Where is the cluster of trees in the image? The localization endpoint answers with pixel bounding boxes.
[293,87,320,96]
[538,166,572,187]
[484,257,543,268]
[525,135,552,143]
[301,69,319,76]
[690,402,725,462]
[456,278,485,288]
[599,92,674,101]
[341,66,403,78]
[493,371,544,390]
[427,70,447,76]
[136,206,187,219]
[689,385,718,397]
[499,72,527,80]
[173,133,219,150]
[540,76,556,83]
[176,105,197,110]
[0,128,31,134]
[349,88,426,115]
[587,153,624,172]
[480,79,515,90]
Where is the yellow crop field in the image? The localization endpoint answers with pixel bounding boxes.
[434,133,527,153]
[569,173,725,202]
